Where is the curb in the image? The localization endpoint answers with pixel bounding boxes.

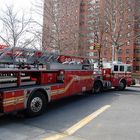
[131,85,140,88]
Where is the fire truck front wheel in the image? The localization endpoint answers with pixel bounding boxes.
[26,91,47,117]
[93,81,103,93]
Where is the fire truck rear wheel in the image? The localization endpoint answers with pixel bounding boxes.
[118,80,126,91]
[26,91,47,117]
[93,81,103,93]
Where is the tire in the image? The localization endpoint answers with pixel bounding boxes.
[118,81,126,91]
[26,91,47,117]
[93,81,103,93]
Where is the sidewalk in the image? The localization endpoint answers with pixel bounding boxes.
[131,84,140,88]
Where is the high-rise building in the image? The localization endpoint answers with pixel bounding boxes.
[133,0,140,82]
[79,0,100,57]
[43,0,80,55]
[43,0,100,56]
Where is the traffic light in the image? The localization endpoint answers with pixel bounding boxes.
[95,43,100,50]
[93,44,96,50]
[90,43,101,50]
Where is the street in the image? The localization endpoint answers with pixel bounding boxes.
[0,87,140,140]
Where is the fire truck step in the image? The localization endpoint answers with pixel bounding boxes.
[0,80,36,88]
[21,76,31,80]
[20,81,36,86]
[0,83,17,88]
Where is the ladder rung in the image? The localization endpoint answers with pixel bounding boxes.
[0,77,17,82]
[0,76,30,82]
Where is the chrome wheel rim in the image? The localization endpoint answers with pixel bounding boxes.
[30,97,43,113]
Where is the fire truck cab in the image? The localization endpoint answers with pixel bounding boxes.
[101,62,132,90]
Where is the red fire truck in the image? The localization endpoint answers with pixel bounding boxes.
[0,48,132,117]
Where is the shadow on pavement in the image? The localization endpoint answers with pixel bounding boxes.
[0,90,119,129]
[0,88,138,132]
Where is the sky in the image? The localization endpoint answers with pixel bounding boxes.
[0,0,32,11]
[0,0,43,48]
[0,0,43,22]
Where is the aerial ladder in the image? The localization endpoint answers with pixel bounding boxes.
[0,47,92,89]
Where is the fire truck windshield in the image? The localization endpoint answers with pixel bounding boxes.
[127,66,132,72]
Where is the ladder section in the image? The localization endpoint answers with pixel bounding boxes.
[0,71,37,88]
[0,47,93,71]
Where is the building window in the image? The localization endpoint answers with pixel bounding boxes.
[126,49,130,54]
[128,8,132,12]
[136,66,140,71]
[80,8,85,13]
[126,57,130,62]
[128,15,133,21]
[128,24,131,28]
[80,15,85,19]
[127,41,130,46]
[118,49,122,54]
[89,52,94,56]
[80,21,85,25]
[135,39,140,45]
[133,66,136,71]
[94,52,98,56]
[118,57,122,62]
[127,33,131,37]
[135,49,140,53]
[136,57,140,61]
[105,43,108,47]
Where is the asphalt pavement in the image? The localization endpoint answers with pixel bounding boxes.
[0,87,140,140]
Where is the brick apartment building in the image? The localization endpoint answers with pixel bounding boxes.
[79,0,114,62]
[43,0,80,55]
[133,0,140,81]
[43,0,140,81]
[79,0,100,57]
[43,0,99,56]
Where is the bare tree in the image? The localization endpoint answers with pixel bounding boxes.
[42,0,60,52]
[93,4,106,67]
[0,5,36,49]
[34,0,79,55]
[134,10,140,40]
[104,0,134,61]
[91,0,140,64]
